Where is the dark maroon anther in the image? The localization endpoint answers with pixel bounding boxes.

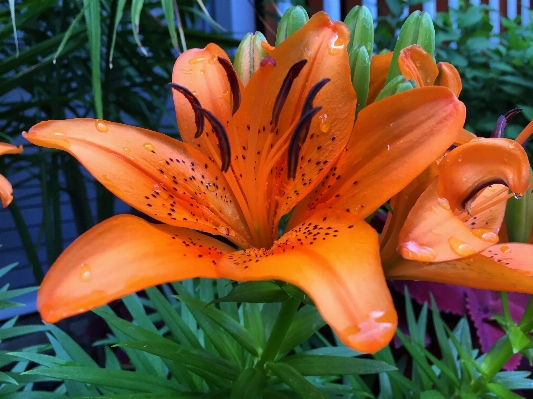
[462,178,507,215]
[491,108,522,139]
[287,106,322,180]
[271,59,307,131]
[169,83,204,138]
[199,108,231,172]
[217,56,241,115]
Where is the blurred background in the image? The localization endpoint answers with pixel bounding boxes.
[0,0,532,320]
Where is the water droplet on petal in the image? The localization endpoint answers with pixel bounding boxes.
[79,263,92,282]
[437,197,450,210]
[217,226,230,235]
[319,114,332,133]
[448,237,476,257]
[386,144,391,151]
[458,154,463,162]
[500,245,512,254]
[123,147,131,153]
[53,131,65,136]
[180,68,194,74]
[188,57,205,64]
[328,35,344,55]
[144,143,155,151]
[206,183,217,192]
[415,60,421,66]
[481,232,499,242]
[398,241,437,262]
[101,175,125,197]
[508,141,516,149]
[514,193,523,199]
[95,120,108,132]
[208,56,217,64]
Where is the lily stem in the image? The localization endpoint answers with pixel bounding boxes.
[256,296,301,369]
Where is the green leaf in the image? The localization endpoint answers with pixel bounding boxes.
[177,295,260,357]
[82,0,102,118]
[487,382,524,399]
[108,0,127,68]
[75,392,231,399]
[54,2,88,62]
[210,281,289,305]
[131,0,148,56]
[161,0,178,50]
[145,287,203,350]
[279,306,325,354]
[1,393,66,399]
[266,362,329,399]
[230,368,265,399]
[23,366,178,393]
[508,325,531,353]
[420,391,447,399]
[281,355,396,376]
[0,371,18,385]
[115,340,240,380]
[0,325,48,341]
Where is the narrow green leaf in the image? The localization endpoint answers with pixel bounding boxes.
[210,281,289,305]
[54,2,88,62]
[116,340,240,380]
[0,325,48,341]
[75,391,231,399]
[279,306,325,354]
[0,370,18,385]
[230,368,265,399]
[281,355,396,376]
[108,0,127,68]
[83,0,103,118]
[266,362,329,399]
[1,393,66,399]
[0,263,18,279]
[0,286,36,302]
[8,0,18,56]
[145,287,202,350]
[178,295,260,357]
[23,366,178,393]
[161,0,178,50]
[487,382,524,399]
[131,0,148,56]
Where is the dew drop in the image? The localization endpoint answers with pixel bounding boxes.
[95,120,108,132]
[188,57,205,64]
[448,237,476,257]
[303,47,311,57]
[437,197,450,210]
[79,263,92,282]
[328,35,344,55]
[318,114,332,133]
[180,68,194,74]
[398,241,437,262]
[208,56,217,64]
[143,143,155,151]
[123,147,131,153]
[481,232,499,242]
[101,175,125,197]
[500,245,512,254]
[415,60,422,66]
[458,154,463,162]
[514,193,523,199]
[53,131,65,136]
[220,90,230,104]
[200,69,206,74]
[386,144,391,151]
[508,141,516,149]
[206,183,217,192]
[217,226,230,235]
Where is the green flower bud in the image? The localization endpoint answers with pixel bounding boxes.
[234,31,269,86]
[344,6,374,58]
[276,6,309,46]
[385,11,435,84]
[348,45,370,113]
[505,171,533,243]
[374,76,417,102]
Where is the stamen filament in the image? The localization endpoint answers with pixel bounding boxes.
[515,119,533,146]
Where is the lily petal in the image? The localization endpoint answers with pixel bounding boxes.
[172,44,242,171]
[435,62,462,96]
[24,119,253,247]
[387,245,533,293]
[367,52,393,104]
[0,144,22,207]
[290,87,465,226]
[218,210,397,353]
[38,214,233,323]
[398,45,439,88]
[438,138,530,212]
[398,179,506,263]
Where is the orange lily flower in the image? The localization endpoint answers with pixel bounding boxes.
[0,143,23,207]
[383,118,533,293]
[24,13,465,353]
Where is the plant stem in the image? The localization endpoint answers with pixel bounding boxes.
[473,337,513,393]
[256,297,300,369]
[519,295,533,328]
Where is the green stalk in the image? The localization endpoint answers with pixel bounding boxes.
[256,297,300,369]
[519,295,533,328]
[473,337,513,392]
